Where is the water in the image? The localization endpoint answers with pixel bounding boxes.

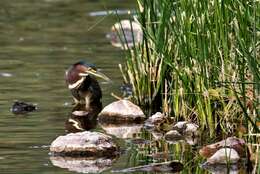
[0,1,252,174]
[0,0,136,173]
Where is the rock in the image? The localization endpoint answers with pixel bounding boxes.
[172,121,199,135]
[185,123,199,135]
[184,136,198,146]
[165,130,198,145]
[11,101,37,114]
[107,20,143,49]
[165,121,198,145]
[164,130,182,142]
[50,156,114,173]
[206,148,240,164]
[50,131,118,157]
[199,137,247,158]
[100,123,142,139]
[112,161,183,173]
[144,112,172,131]
[98,100,145,123]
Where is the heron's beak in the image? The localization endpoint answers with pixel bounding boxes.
[79,69,111,81]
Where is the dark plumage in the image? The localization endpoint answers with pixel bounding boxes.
[65,61,110,107]
[11,101,37,114]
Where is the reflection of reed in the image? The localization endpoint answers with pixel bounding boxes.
[65,103,102,133]
[124,129,203,173]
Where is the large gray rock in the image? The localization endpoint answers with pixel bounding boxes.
[199,137,247,158]
[50,156,114,173]
[50,131,118,157]
[207,148,240,164]
[98,100,145,123]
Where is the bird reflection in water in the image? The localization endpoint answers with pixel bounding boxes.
[65,102,102,133]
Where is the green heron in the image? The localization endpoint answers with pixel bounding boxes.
[65,61,110,107]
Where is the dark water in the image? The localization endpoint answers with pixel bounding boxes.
[0,1,252,174]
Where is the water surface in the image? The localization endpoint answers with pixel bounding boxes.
[0,0,136,173]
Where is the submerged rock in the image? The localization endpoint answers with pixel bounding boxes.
[50,131,118,157]
[98,100,145,123]
[50,156,114,173]
[113,161,183,173]
[199,137,247,159]
[206,148,240,164]
[11,101,37,114]
[107,20,143,49]
[100,123,142,139]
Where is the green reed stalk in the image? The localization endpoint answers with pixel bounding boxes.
[120,0,259,134]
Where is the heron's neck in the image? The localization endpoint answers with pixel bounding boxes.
[68,77,85,89]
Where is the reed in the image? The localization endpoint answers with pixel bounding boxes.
[120,0,259,134]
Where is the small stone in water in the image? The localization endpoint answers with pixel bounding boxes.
[0,72,13,77]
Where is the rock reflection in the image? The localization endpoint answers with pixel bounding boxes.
[100,123,142,139]
[112,161,183,173]
[65,103,102,133]
[50,156,114,174]
[201,162,247,174]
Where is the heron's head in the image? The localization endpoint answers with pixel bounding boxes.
[65,61,110,89]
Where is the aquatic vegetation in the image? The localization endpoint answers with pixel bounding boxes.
[119,0,259,136]
[117,1,259,172]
